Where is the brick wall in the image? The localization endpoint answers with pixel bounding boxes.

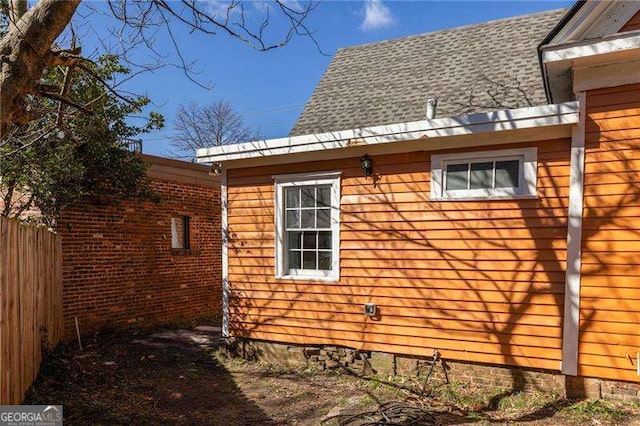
[58,156,221,337]
[566,376,640,400]
[229,339,640,401]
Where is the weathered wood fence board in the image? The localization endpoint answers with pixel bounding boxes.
[0,217,63,404]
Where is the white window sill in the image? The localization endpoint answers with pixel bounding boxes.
[430,194,539,202]
[276,274,340,283]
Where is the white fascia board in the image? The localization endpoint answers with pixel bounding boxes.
[542,31,640,63]
[196,102,579,164]
[549,2,604,45]
[550,1,640,45]
[573,58,640,92]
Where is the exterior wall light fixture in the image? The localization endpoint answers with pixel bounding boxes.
[360,154,373,178]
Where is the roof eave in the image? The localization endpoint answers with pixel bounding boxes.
[539,0,640,103]
[541,31,640,102]
[538,1,587,103]
[196,102,579,166]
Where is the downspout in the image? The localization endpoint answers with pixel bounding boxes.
[537,1,586,104]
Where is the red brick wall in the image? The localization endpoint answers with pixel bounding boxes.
[58,177,221,336]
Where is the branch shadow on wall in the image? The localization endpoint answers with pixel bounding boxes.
[223,102,638,415]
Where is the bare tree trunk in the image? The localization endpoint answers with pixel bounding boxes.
[9,0,27,32]
[0,0,81,136]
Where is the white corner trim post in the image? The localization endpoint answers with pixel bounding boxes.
[221,168,230,339]
[562,91,586,376]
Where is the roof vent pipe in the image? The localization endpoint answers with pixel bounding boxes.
[426,98,437,119]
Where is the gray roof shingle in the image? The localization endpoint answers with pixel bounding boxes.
[290,8,567,136]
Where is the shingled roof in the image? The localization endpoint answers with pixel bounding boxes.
[290,8,567,136]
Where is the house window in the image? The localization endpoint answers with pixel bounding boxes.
[171,216,190,250]
[274,172,340,281]
[430,147,537,200]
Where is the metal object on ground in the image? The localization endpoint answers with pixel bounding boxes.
[419,349,449,396]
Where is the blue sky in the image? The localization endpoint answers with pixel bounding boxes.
[79,1,573,157]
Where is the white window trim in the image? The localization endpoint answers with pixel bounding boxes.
[274,171,341,282]
[430,147,538,201]
[170,217,180,248]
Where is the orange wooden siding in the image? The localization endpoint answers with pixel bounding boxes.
[620,10,640,33]
[227,140,571,370]
[579,83,640,382]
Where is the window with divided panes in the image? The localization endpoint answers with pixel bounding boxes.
[284,185,333,272]
[275,172,340,280]
[430,147,537,200]
[445,159,520,192]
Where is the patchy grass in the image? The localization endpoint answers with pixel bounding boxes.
[560,398,636,424]
[494,389,560,413]
[352,375,640,425]
[432,381,488,411]
[24,328,640,425]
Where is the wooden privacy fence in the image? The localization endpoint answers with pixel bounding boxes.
[0,218,63,404]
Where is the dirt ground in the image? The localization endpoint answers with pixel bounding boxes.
[25,326,640,425]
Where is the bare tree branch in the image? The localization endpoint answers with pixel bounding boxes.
[170,99,261,160]
[0,0,322,137]
[36,84,93,115]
